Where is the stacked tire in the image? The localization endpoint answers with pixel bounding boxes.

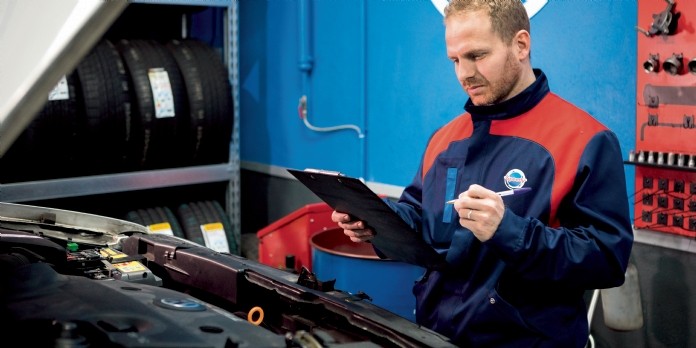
[76,39,132,175]
[125,206,185,239]
[166,39,232,166]
[0,73,83,182]
[0,38,233,182]
[124,200,239,255]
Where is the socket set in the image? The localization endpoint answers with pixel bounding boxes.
[628,150,696,169]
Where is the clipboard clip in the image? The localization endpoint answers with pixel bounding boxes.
[304,168,344,176]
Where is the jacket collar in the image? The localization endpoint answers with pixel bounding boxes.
[464,69,549,121]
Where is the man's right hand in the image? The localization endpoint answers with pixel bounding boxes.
[331,210,376,243]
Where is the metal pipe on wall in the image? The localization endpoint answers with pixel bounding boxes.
[298,0,313,88]
[297,0,367,179]
[358,0,367,181]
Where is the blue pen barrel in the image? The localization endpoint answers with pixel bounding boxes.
[498,187,532,197]
[310,228,426,322]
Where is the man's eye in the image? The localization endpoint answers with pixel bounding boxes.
[466,51,486,61]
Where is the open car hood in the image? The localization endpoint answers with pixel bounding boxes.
[0,0,127,156]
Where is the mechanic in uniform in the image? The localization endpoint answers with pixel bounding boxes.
[331,0,634,346]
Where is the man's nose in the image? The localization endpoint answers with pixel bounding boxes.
[456,61,476,81]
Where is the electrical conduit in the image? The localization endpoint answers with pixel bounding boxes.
[297,0,366,178]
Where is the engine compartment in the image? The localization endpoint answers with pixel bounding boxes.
[0,203,455,348]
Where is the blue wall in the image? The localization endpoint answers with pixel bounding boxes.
[239,0,636,193]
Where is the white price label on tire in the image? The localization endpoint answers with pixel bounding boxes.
[201,222,229,253]
[48,75,69,101]
[148,68,175,118]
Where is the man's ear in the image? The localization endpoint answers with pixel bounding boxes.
[513,30,531,60]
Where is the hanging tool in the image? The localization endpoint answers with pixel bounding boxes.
[636,0,678,37]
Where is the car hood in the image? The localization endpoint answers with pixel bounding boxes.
[0,0,127,156]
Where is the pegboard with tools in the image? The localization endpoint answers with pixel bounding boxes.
[629,0,696,237]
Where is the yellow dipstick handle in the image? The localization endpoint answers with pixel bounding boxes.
[247,306,264,325]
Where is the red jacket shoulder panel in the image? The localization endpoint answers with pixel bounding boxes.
[490,93,608,225]
[422,113,473,181]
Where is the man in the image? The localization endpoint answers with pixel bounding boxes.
[331,0,634,347]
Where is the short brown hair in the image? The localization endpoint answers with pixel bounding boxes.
[444,0,530,43]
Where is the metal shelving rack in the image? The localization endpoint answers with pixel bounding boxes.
[0,0,240,238]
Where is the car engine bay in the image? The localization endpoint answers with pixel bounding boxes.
[0,202,455,347]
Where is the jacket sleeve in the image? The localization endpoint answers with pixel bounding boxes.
[487,130,634,289]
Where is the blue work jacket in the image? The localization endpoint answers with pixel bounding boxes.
[384,70,633,347]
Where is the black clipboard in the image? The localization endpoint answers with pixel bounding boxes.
[288,168,447,270]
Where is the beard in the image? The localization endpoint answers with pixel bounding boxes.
[466,50,522,106]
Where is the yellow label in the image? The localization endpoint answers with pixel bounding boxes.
[200,222,229,253]
[113,261,147,273]
[148,222,173,236]
[202,222,224,232]
[100,248,126,259]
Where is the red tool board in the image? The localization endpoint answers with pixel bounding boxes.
[633,0,696,237]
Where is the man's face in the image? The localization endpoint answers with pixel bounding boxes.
[445,10,524,106]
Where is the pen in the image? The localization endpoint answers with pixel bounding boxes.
[446,187,532,204]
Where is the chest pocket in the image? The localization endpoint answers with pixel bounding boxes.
[443,167,458,223]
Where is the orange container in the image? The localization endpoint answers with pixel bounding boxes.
[256,202,336,272]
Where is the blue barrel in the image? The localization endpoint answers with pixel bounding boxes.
[310,228,425,322]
